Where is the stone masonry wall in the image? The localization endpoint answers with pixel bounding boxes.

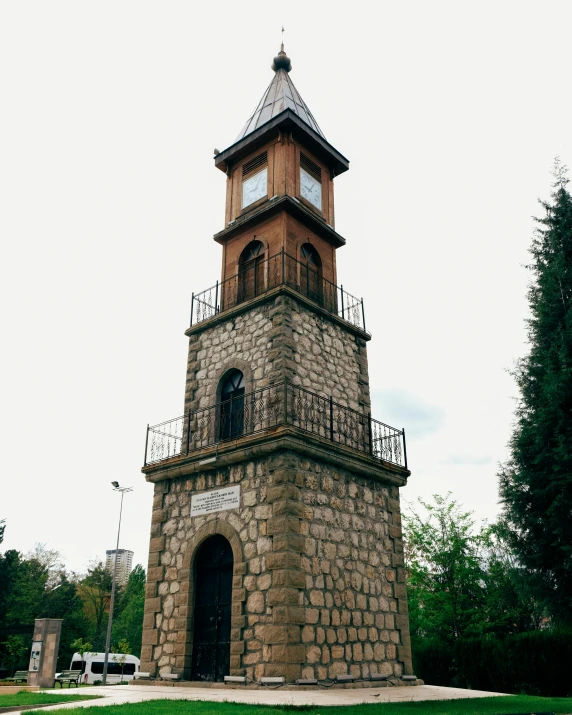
[141,449,411,682]
[184,294,370,417]
[298,459,409,681]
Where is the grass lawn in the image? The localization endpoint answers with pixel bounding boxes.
[0,690,101,707]
[25,696,572,715]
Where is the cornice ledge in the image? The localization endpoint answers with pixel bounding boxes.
[213,195,346,248]
[142,425,409,487]
[184,285,371,341]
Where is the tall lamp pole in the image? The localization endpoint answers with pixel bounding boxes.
[102,482,133,686]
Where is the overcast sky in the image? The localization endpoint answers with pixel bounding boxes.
[2,0,571,574]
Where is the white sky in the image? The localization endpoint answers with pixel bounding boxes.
[1,0,571,574]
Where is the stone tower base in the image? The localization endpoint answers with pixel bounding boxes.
[142,432,413,683]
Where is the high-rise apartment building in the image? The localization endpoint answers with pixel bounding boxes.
[105,548,134,586]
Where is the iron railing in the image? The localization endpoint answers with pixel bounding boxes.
[144,381,406,469]
[190,249,366,331]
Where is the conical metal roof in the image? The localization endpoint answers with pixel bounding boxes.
[236,45,325,141]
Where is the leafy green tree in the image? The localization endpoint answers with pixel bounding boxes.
[404,494,488,642]
[2,635,28,674]
[112,565,145,657]
[44,573,88,669]
[77,562,112,650]
[0,519,5,544]
[499,159,572,624]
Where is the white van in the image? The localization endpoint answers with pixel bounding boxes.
[67,652,141,684]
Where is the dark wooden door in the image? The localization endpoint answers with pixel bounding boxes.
[238,257,264,303]
[191,535,233,681]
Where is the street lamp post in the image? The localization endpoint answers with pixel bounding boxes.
[102,482,133,686]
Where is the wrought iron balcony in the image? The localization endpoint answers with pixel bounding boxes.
[144,381,407,469]
[190,249,366,332]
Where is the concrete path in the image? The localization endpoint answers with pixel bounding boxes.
[30,683,507,710]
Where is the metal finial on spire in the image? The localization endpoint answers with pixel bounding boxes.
[272,29,291,73]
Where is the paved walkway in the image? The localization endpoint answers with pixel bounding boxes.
[33,683,507,710]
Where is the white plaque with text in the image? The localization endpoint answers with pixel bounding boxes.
[191,485,241,517]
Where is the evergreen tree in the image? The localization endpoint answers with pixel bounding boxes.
[499,159,572,623]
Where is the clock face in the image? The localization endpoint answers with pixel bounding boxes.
[300,168,322,210]
[242,167,268,209]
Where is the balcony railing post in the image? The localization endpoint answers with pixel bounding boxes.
[341,286,345,320]
[190,293,194,327]
[329,396,334,442]
[402,428,408,470]
[143,424,149,467]
[367,413,373,456]
[361,298,366,332]
[186,411,192,455]
[215,280,219,315]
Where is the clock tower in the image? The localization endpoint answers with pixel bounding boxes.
[141,45,417,687]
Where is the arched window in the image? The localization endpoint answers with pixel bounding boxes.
[300,242,322,305]
[219,370,245,440]
[191,535,233,681]
[238,240,265,303]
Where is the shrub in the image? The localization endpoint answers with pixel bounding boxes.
[413,630,572,696]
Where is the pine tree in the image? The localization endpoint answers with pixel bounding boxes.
[499,158,572,623]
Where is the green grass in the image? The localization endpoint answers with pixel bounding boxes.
[25,696,572,715]
[0,690,100,707]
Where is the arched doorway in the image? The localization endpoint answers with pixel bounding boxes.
[237,240,265,303]
[191,535,233,681]
[219,370,245,440]
[300,243,322,305]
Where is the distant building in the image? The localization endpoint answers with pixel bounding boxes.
[105,548,134,586]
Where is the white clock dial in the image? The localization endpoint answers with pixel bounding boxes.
[242,167,268,209]
[300,168,322,210]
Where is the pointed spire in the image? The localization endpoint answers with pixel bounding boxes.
[235,44,325,142]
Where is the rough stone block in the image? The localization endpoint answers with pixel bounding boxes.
[147,566,165,583]
[267,484,300,502]
[151,509,166,524]
[144,597,161,613]
[268,587,300,606]
[273,534,305,552]
[272,500,305,518]
[145,582,158,598]
[142,629,159,645]
[272,569,306,588]
[149,536,165,552]
[273,606,306,624]
[271,644,305,663]
[266,551,300,569]
[264,663,301,680]
[267,515,300,535]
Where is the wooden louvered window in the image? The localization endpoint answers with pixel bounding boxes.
[242,152,268,176]
[300,153,322,183]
